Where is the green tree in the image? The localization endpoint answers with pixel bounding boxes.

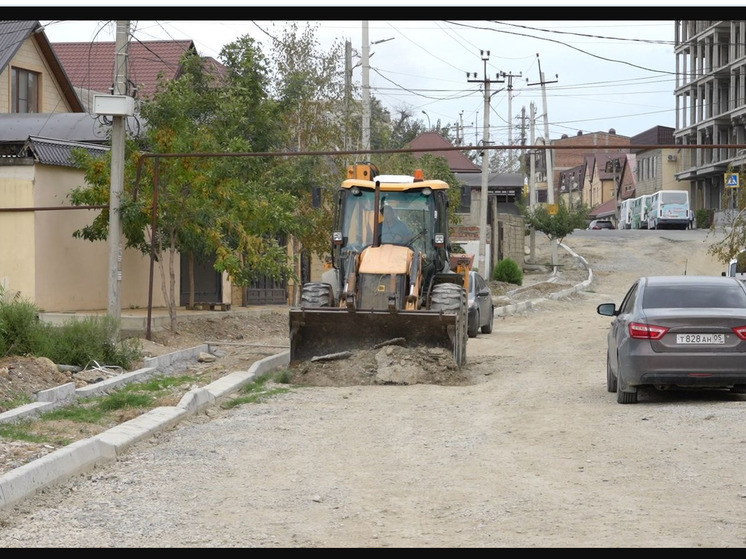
[708,169,746,265]
[69,44,301,331]
[519,198,589,265]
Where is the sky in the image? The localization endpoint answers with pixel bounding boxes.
[37,16,685,144]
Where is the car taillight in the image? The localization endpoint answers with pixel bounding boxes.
[733,326,746,340]
[629,322,668,340]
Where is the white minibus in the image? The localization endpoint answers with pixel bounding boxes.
[646,190,690,230]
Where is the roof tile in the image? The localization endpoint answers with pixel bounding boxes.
[52,40,196,99]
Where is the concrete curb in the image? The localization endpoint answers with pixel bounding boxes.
[0,345,211,425]
[495,242,592,317]
[0,349,291,510]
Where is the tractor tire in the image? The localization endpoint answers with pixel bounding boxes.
[300,282,333,308]
[430,283,469,367]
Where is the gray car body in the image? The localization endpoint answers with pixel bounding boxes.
[597,275,746,403]
[467,270,494,338]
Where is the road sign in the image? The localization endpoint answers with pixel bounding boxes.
[726,173,740,188]
[547,203,558,215]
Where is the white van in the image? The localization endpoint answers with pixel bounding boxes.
[631,195,651,229]
[646,190,691,230]
[619,199,633,229]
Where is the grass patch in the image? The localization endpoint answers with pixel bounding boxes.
[0,421,53,444]
[222,370,295,409]
[0,392,33,413]
[0,368,295,448]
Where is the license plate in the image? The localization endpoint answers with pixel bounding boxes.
[676,333,725,344]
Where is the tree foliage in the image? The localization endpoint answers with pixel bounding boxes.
[518,198,589,245]
[708,169,746,265]
[67,22,478,329]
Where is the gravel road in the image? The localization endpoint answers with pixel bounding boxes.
[2,228,745,548]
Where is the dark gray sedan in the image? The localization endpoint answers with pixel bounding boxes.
[597,275,746,404]
[467,270,494,338]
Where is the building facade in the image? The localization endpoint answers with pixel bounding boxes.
[674,20,746,216]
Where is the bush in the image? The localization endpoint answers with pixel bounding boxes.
[47,315,142,370]
[695,208,711,229]
[0,297,142,369]
[0,296,45,356]
[493,258,523,286]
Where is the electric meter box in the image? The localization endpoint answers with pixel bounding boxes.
[93,94,135,116]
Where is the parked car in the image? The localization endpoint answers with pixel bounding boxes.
[467,270,494,338]
[587,219,614,230]
[597,275,746,404]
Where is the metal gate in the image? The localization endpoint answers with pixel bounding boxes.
[179,252,222,306]
[245,274,288,305]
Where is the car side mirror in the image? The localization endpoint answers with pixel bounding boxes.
[596,302,617,317]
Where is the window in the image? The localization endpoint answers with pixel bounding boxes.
[11,68,39,113]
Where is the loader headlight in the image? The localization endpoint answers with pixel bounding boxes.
[421,187,432,196]
[351,186,362,196]
[434,233,445,247]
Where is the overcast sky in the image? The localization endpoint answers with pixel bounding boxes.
[40,17,679,143]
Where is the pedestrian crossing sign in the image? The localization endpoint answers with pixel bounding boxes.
[726,173,740,188]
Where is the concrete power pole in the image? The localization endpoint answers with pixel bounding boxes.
[361,21,370,156]
[529,102,537,262]
[527,54,558,204]
[108,20,129,326]
[501,71,522,171]
[467,50,504,276]
[344,40,352,154]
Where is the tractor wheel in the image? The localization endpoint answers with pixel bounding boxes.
[300,282,333,307]
[431,283,469,367]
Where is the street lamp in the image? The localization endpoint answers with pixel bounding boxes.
[421,110,431,130]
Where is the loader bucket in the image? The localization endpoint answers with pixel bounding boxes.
[289,307,460,364]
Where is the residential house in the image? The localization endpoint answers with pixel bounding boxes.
[585,153,637,226]
[0,20,166,313]
[558,164,585,208]
[0,20,235,314]
[550,129,630,205]
[631,125,688,200]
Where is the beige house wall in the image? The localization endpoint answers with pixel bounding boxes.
[0,163,36,300]
[0,163,172,312]
[602,178,615,203]
[635,148,690,201]
[0,37,73,113]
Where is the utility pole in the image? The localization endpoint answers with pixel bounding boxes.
[500,71,522,171]
[361,22,370,157]
[527,54,558,204]
[467,50,504,276]
[456,112,461,146]
[528,101,537,262]
[344,40,352,154]
[108,20,129,328]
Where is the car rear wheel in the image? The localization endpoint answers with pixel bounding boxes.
[468,310,479,338]
[606,355,617,393]
[616,363,638,404]
[481,305,494,334]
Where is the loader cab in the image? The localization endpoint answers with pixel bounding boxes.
[331,172,452,294]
